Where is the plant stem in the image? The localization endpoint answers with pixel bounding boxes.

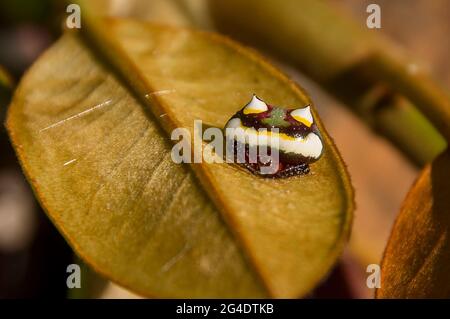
[208,0,449,165]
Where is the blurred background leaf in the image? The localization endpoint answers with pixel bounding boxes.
[208,0,448,165]
[377,151,450,298]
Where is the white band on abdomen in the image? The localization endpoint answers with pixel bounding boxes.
[225,118,323,159]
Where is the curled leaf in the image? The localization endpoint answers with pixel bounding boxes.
[7,20,353,297]
[377,150,450,298]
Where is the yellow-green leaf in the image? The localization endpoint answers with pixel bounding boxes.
[208,0,448,165]
[7,20,353,298]
[377,150,450,298]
